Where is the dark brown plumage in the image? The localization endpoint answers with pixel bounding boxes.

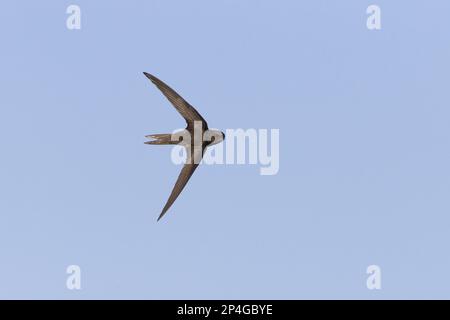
[143,72,225,221]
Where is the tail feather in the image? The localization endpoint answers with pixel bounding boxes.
[144,133,179,145]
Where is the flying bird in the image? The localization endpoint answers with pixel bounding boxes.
[143,72,225,221]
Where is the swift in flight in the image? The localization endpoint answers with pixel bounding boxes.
[143,72,225,221]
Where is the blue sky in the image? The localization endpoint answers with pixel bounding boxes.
[0,1,450,299]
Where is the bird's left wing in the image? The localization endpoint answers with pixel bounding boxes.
[157,147,203,221]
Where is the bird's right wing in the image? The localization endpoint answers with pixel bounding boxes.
[143,72,208,128]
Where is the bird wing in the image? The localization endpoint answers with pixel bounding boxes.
[157,147,204,221]
[144,72,208,128]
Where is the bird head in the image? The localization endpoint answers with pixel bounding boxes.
[206,130,225,146]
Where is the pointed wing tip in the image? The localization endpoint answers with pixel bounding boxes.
[143,72,155,81]
[157,202,172,222]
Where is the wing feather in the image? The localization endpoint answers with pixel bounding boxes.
[157,147,204,221]
[144,72,208,128]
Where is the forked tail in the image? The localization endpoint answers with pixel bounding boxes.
[144,134,179,145]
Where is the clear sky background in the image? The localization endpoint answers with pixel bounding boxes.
[1,1,450,299]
